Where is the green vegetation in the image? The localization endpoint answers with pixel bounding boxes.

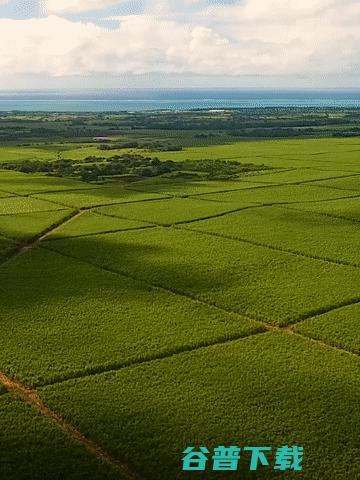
[295,303,360,354]
[188,206,360,265]
[0,196,64,215]
[309,175,360,191]
[0,248,262,386]
[0,395,121,480]
[126,177,270,196]
[0,170,94,195]
[0,209,73,241]
[33,185,167,208]
[3,155,270,183]
[0,111,359,480]
[287,196,360,221]
[46,227,360,325]
[197,183,356,205]
[0,235,15,259]
[40,332,360,480]
[47,212,151,239]
[95,197,247,225]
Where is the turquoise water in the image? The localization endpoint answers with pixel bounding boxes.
[0,89,359,112]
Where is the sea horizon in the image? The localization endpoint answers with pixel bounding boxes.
[0,88,359,112]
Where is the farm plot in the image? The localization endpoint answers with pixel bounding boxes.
[0,170,96,195]
[143,138,360,170]
[46,227,360,326]
[286,196,360,222]
[0,235,15,259]
[46,211,151,240]
[0,146,56,164]
[95,197,253,226]
[0,209,73,241]
[0,196,64,215]
[308,175,360,192]
[39,332,360,480]
[196,184,357,205]
[294,303,360,354]
[0,395,121,480]
[0,190,13,198]
[127,178,271,196]
[33,186,168,208]
[0,248,262,386]
[188,206,360,266]
[240,168,358,185]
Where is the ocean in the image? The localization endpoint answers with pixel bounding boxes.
[0,89,359,112]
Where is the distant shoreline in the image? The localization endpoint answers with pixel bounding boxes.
[0,89,359,112]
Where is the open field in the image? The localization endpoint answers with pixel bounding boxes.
[0,209,73,241]
[39,332,360,480]
[294,303,360,354]
[0,248,262,386]
[33,186,167,209]
[187,205,360,265]
[0,118,359,480]
[47,212,151,239]
[0,395,122,480]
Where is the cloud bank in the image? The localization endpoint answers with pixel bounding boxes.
[1,0,359,82]
[41,0,122,14]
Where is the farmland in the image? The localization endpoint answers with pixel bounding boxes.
[0,110,359,480]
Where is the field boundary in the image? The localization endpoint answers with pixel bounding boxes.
[178,224,360,268]
[0,372,143,480]
[41,244,360,362]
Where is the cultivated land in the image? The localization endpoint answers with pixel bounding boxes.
[0,110,359,480]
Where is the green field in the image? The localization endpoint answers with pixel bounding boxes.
[33,186,167,208]
[187,205,360,265]
[0,209,73,241]
[0,125,359,480]
[39,332,360,480]
[47,212,151,239]
[95,197,249,225]
[294,303,360,354]
[0,170,95,195]
[0,395,121,480]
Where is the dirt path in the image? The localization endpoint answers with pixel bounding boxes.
[0,371,143,480]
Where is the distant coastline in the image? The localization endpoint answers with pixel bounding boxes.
[0,89,359,112]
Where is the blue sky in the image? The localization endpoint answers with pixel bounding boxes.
[0,0,359,90]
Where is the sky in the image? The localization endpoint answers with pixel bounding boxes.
[0,0,359,90]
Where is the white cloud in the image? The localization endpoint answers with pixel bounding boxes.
[41,0,122,14]
[1,0,360,81]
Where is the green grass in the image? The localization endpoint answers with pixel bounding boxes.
[0,197,64,215]
[294,303,360,354]
[0,235,15,259]
[197,184,356,205]
[46,211,151,239]
[33,186,168,208]
[0,190,14,198]
[0,395,121,480]
[0,209,73,241]
[286,196,360,221]
[0,248,262,386]
[1,134,359,478]
[0,170,95,195]
[0,146,56,164]
[188,206,360,265]
[137,138,360,170]
[46,227,360,326]
[241,168,357,185]
[95,197,250,226]
[309,175,360,192]
[128,178,271,196]
[40,332,360,480]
